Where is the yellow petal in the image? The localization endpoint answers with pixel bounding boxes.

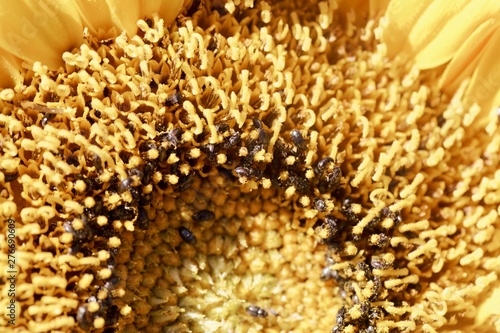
[152,0,186,28]
[106,0,185,37]
[0,50,22,87]
[476,286,500,326]
[74,0,184,40]
[439,19,500,94]
[382,0,432,59]
[0,0,83,70]
[383,0,500,69]
[369,0,390,17]
[336,0,390,25]
[106,0,141,36]
[413,0,500,69]
[463,25,500,116]
[73,0,117,38]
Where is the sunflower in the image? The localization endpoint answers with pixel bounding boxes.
[0,1,500,333]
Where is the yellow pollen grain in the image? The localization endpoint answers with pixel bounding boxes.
[108,237,121,248]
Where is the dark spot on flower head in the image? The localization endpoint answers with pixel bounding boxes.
[212,0,228,15]
[368,306,383,323]
[157,180,168,190]
[109,204,136,221]
[201,143,218,164]
[370,255,392,270]
[320,266,339,281]
[314,197,327,212]
[64,215,93,255]
[368,276,382,302]
[178,226,197,245]
[103,304,120,327]
[175,172,195,192]
[41,113,56,127]
[290,129,306,150]
[437,114,446,127]
[335,306,346,330]
[67,154,80,167]
[378,207,403,228]
[76,305,94,331]
[139,141,157,153]
[144,18,154,27]
[141,162,155,185]
[3,172,18,182]
[185,0,201,17]
[223,131,241,148]
[104,274,120,290]
[316,215,343,244]
[318,165,342,194]
[215,123,229,133]
[252,118,263,129]
[118,177,133,194]
[118,151,132,164]
[192,210,215,222]
[316,156,334,173]
[157,146,168,163]
[90,153,103,174]
[138,190,153,206]
[92,197,104,215]
[165,91,183,106]
[128,168,144,181]
[368,233,390,248]
[357,261,373,280]
[286,172,311,195]
[158,127,181,149]
[234,166,252,178]
[207,36,218,51]
[246,305,268,318]
[341,197,358,224]
[139,141,158,160]
[136,207,150,230]
[252,119,269,146]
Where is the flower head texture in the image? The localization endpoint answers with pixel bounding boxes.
[0,1,500,333]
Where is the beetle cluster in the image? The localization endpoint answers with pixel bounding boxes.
[54,24,413,331]
[314,193,412,332]
[7,0,486,330]
[68,113,350,330]
[325,254,387,332]
[76,294,120,331]
[331,303,383,333]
